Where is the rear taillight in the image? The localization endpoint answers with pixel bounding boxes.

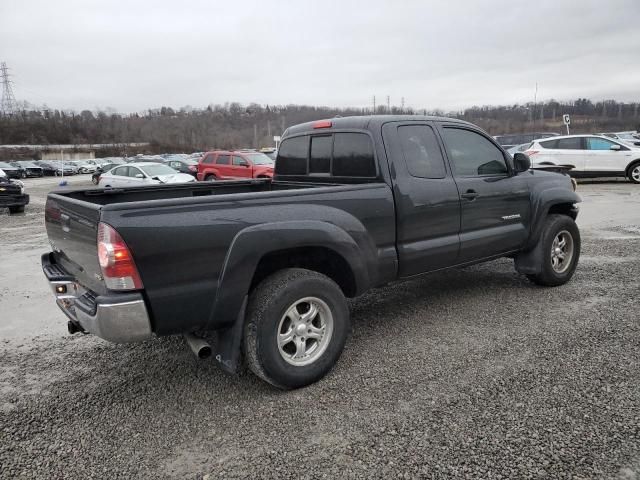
[525,150,539,156]
[97,222,143,290]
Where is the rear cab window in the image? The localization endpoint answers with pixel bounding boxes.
[276,132,377,179]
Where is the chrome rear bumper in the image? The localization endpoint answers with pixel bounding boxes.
[42,253,152,343]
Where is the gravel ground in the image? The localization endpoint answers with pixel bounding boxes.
[1,178,639,479]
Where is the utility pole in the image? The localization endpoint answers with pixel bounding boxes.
[532,82,538,126]
[401,97,405,114]
[0,62,18,116]
[267,119,271,138]
[253,124,258,148]
[387,95,390,114]
[373,96,376,114]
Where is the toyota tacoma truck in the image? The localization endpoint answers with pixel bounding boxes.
[42,116,581,389]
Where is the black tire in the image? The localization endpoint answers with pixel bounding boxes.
[244,268,350,389]
[526,214,580,287]
[9,205,25,214]
[20,171,26,179]
[205,174,216,181]
[627,161,640,184]
[92,176,99,185]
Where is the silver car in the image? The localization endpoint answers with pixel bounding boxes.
[98,162,196,188]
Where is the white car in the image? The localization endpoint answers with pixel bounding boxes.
[525,134,640,184]
[98,162,196,188]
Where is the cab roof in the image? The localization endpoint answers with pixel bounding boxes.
[284,115,474,137]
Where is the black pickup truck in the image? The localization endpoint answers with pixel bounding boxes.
[42,116,581,389]
[0,170,29,213]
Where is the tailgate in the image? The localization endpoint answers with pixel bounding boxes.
[45,194,107,295]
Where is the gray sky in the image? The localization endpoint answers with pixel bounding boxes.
[2,0,639,113]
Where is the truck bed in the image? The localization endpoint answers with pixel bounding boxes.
[58,178,331,206]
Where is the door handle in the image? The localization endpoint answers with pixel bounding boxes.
[461,190,479,201]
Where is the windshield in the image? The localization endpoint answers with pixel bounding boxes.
[0,162,14,168]
[139,164,178,176]
[246,153,274,165]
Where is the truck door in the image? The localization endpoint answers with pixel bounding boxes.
[382,122,461,276]
[437,125,531,263]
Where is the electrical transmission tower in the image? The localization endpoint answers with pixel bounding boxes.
[1,62,18,115]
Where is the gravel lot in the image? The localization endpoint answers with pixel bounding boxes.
[1,176,639,479]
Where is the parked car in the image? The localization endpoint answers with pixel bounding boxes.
[70,160,97,174]
[494,132,560,150]
[197,150,275,181]
[0,162,26,179]
[36,161,76,176]
[91,163,119,185]
[507,143,533,156]
[525,134,640,183]
[42,115,581,389]
[98,162,196,188]
[598,132,640,147]
[164,158,199,177]
[11,161,44,177]
[0,168,29,214]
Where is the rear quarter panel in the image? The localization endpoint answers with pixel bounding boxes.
[102,183,396,335]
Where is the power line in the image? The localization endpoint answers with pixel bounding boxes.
[1,62,18,115]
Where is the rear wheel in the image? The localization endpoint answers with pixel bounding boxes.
[628,161,640,184]
[205,174,216,181]
[244,268,350,389]
[526,214,580,286]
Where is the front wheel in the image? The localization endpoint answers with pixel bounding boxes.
[205,174,216,181]
[9,205,25,214]
[628,162,640,184]
[92,176,99,185]
[526,214,580,286]
[244,268,350,389]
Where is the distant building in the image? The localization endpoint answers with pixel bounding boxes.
[0,143,150,161]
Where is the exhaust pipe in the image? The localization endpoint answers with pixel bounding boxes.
[184,333,212,359]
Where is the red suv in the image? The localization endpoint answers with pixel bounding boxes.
[197,150,275,181]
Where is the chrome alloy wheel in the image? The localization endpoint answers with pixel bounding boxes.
[551,230,574,274]
[277,297,333,366]
[631,165,640,183]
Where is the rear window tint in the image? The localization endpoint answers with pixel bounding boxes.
[557,138,583,150]
[309,135,331,174]
[276,136,308,175]
[332,133,376,177]
[398,125,446,179]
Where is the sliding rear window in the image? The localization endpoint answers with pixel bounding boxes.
[276,132,376,178]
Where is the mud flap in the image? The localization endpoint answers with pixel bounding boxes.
[213,296,247,374]
[514,240,544,275]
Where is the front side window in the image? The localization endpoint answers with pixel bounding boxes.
[441,128,508,176]
[112,166,129,176]
[276,136,308,175]
[216,154,230,165]
[587,137,618,150]
[332,133,376,177]
[398,125,446,179]
[202,154,214,164]
[128,167,144,178]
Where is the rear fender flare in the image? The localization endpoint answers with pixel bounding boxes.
[207,220,370,332]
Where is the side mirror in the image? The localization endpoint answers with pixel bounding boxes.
[513,152,531,173]
[610,144,621,151]
[135,173,144,178]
